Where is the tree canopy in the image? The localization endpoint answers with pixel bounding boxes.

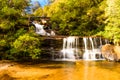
[101,0,120,45]
[40,0,105,36]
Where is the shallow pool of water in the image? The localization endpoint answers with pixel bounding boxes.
[1,60,120,80]
[44,60,120,80]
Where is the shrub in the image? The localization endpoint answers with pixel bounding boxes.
[11,34,41,60]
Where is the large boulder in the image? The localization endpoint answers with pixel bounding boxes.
[101,44,120,61]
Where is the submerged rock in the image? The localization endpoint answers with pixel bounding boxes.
[101,44,120,61]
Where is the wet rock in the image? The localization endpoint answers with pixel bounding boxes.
[101,44,120,61]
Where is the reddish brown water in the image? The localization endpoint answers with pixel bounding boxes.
[0,60,120,80]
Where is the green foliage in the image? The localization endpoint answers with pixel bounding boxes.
[14,28,27,38]
[0,40,6,46]
[33,7,43,16]
[11,34,41,60]
[42,0,105,36]
[0,0,29,30]
[97,0,120,45]
[0,20,15,29]
[0,0,43,60]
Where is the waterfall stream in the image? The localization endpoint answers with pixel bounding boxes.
[32,21,55,36]
[53,36,109,61]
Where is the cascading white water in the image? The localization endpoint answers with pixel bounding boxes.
[61,36,78,60]
[83,37,103,60]
[59,36,107,61]
[100,37,102,46]
[32,21,55,36]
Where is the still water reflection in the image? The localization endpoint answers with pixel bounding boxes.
[47,61,120,80]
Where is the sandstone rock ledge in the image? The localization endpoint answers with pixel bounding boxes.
[101,44,120,61]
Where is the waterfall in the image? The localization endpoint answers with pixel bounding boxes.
[55,36,107,61]
[83,37,103,60]
[90,37,94,50]
[83,37,90,60]
[32,21,55,36]
[61,36,79,60]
